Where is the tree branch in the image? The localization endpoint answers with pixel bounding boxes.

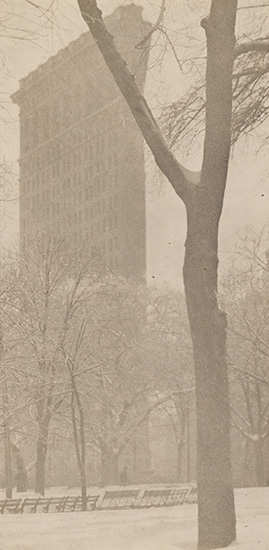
[135,0,166,50]
[237,3,269,9]
[235,38,269,58]
[76,0,196,204]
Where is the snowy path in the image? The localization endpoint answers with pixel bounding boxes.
[0,488,268,550]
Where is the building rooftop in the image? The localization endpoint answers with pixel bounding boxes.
[12,4,150,104]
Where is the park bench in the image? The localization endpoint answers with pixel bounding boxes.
[19,497,66,513]
[0,498,22,514]
[186,486,197,504]
[99,489,140,510]
[19,496,66,513]
[19,497,42,513]
[0,488,196,515]
[166,487,191,506]
[63,495,99,512]
[63,495,81,512]
[1,495,99,514]
[139,489,172,507]
[87,495,99,510]
[42,496,67,512]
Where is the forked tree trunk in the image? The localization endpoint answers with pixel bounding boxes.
[184,208,236,549]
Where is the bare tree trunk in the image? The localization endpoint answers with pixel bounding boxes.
[11,442,28,492]
[70,383,87,511]
[186,410,191,483]
[255,383,265,486]
[100,446,119,486]
[176,441,183,482]
[1,337,12,498]
[254,439,265,487]
[4,421,13,499]
[174,408,187,483]
[35,415,50,495]
[184,210,235,549]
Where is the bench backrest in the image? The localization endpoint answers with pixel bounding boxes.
[0,499,22,513]
[143,489,171,497]
[103,490,139,499]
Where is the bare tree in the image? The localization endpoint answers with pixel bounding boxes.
[0,262,22,498]
[2,236,102,495]
[0,334,13,497]
[223,229,269,486]
[161,4,269,150]
[146,289,195,482]
[75,280,152,487]
[75,1,269,547]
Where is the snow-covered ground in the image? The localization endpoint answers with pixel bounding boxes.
[0,488,268,550]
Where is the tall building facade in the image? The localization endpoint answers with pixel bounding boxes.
[12,5,151,279]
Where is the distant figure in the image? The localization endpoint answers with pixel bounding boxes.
[119,465,129,486]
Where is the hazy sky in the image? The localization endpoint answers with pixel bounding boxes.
[0,0,268,287]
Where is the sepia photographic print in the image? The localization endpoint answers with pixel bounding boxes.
[0,1,268,549]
